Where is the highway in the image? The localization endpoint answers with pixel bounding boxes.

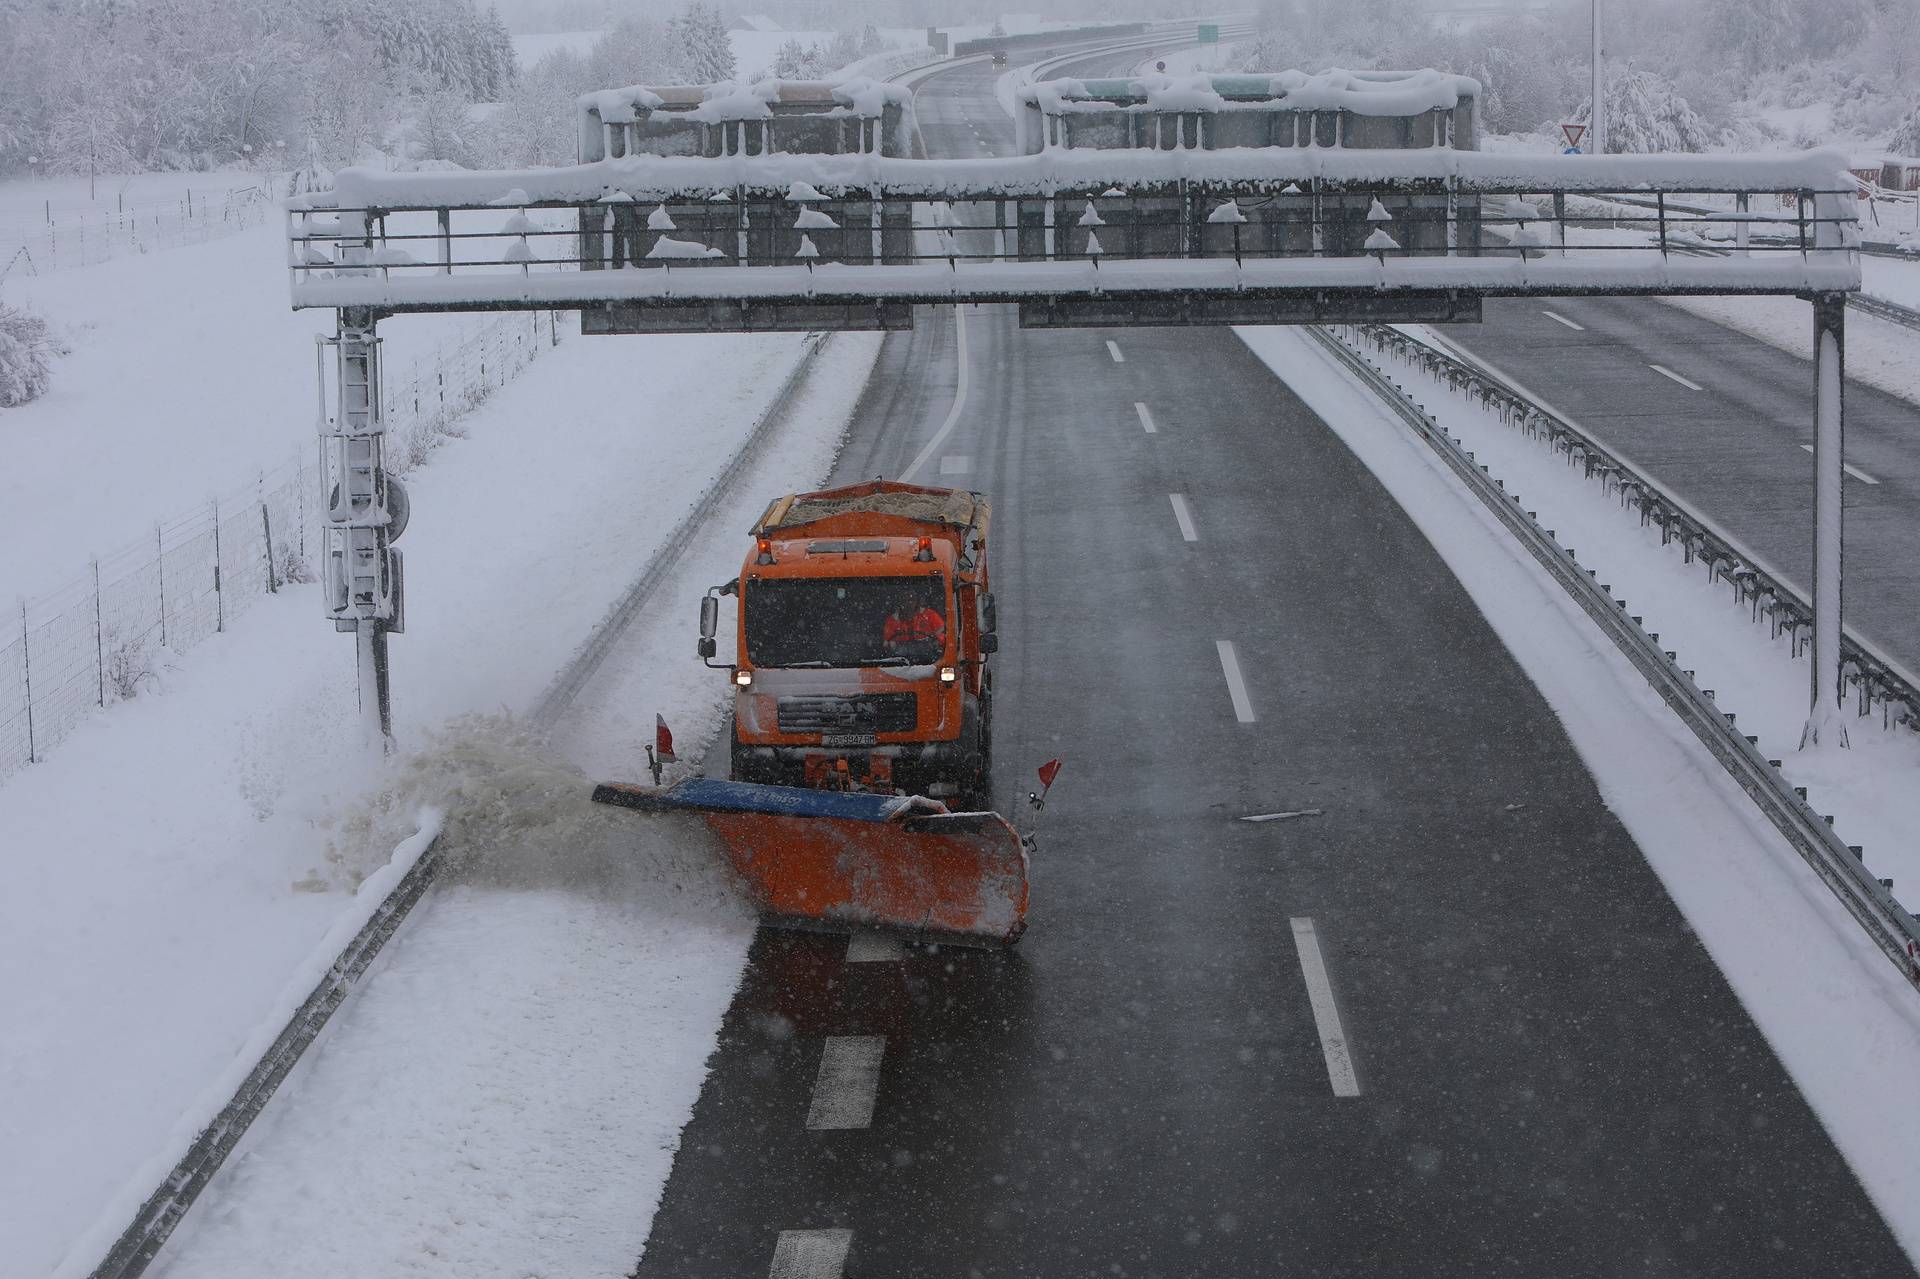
[1445,298,1920,678]
[631,49,1913,1279]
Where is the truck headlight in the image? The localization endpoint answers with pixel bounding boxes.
[939,665,957,683]
[735,669,753,686]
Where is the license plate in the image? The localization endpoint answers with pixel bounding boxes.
[821,732,877,748]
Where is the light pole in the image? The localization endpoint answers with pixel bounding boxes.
[1590,0,1606,155]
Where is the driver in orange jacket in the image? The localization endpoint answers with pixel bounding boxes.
[883,590,945,649]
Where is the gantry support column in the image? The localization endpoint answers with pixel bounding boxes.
[1802,291,1848,749]
[322,300,404,751]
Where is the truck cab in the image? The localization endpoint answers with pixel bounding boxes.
[699,481,997,806]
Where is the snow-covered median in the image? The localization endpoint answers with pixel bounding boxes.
[7,321,881,1279]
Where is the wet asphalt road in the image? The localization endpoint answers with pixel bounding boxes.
[1446,297,1920,678]
[631,50,1913,1279]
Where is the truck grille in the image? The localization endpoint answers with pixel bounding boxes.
[777,693,918,735]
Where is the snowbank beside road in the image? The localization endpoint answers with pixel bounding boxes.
[149,330,881,1279]
[5,322,871,1279]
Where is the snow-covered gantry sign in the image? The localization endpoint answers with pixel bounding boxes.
[289,149,1860,335]
[286,78,1860,750]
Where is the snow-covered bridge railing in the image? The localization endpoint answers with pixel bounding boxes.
[287,148,1860,332]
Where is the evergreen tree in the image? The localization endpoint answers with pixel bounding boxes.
[671,1,736,85]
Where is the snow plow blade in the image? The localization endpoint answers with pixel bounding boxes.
[591,778,1029,946]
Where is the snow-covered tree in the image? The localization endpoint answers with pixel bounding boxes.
[405,88,475,165]
[0,296,64,409]
[1573,65,1714,154]
[1883,101,1920,155]
[1703,0,1799,73]
[671,1,736,85]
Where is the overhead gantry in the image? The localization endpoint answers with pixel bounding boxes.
[285,87,1860,749]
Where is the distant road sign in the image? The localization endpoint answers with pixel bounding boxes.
[1561,123,1588,150]
[1198,22,1219,42]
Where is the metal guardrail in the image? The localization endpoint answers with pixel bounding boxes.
[1308,323,1920,991]
[1353,323,1920,734]
[82,331,838,1279]
[1841,289,1920,329]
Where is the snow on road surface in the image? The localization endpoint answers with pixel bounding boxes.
[5,319,878,1279]
[1240,325,1920,1263]
[143,332,880,1279]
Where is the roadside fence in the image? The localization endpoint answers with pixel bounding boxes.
[0,309,566,782]
[0,185,276,280]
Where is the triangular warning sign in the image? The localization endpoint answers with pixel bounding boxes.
[1561,123,1588,149]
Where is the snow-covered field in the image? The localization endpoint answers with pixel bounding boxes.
[0,223,492,605]
[1242,325,1920,1261]
[3,310,879,1279]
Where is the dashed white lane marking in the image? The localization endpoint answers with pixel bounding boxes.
[769,1227,853,1278]
[1169,493,1199,542]
[1541,308,1585,331]
[806,1035,886,1130]
[939,454,972,474]
[1290,917,1361,1098]
[899,305,970,484]
[1134,401,1158,433]
[1797,443,1879,484]
[1106,339,1126,363]
[845,932,905,963]
[1648,363,1704,391]
[1215,640,1255,723]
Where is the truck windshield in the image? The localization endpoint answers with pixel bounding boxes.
[745,576,948,668]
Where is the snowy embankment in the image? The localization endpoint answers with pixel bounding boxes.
[0,221,487,605]
[4,314,879,1279]
[1239,326,1920,1260]
[143,332,879,1279]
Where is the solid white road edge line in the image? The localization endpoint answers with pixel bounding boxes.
[1169,493,1199,542]
[1797,443,1879,484]
[1106,339,1126,363]
[806,1036,886,1130]
[1290,917,1361,1098]
[1215,640,1256,723]
[1134,401,1158,433]
[845,932,906,962]
[899,305,970,483]
[769,1227,854,1279]
[1649,363,1705,391]
[1542,309,1585,331]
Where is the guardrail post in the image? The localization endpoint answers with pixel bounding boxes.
[1802,291,1849,749]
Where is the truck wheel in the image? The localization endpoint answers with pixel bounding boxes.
[727,715,760,784]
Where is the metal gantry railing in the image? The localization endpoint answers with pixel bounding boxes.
[284,151,1862,323]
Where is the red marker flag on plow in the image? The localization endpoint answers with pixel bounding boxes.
[655,714,677,763]
[1037,758,1062,792]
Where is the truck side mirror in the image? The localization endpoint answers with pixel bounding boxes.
[697,637,717,660]
[979,633,999,655]
[698,595,719,660]
[982,593,998,634]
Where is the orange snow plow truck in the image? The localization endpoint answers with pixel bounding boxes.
[592,480,1029,946]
